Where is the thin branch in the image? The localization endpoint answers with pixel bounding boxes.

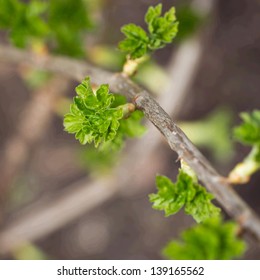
[1,44,260,243]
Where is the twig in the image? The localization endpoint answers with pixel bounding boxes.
[1,45,260,243]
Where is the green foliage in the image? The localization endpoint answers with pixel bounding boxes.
[0,0,49,47]
[0,0,92,57]
[79,109,146,173]
[149,170,220,222]
[163,217,246,260]
[98,95,146,151]
[119,4,178,59]
[64,77,123,147]
[233,110,260,146]
[228,110,260,183]
[48,0,92,57]
[64,78,146,149]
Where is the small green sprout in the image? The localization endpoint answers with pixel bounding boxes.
[149,169,220,223]
[228,110,260,184]
[119,4,178,59]
[163,217,246,260]
[64,77,145,149]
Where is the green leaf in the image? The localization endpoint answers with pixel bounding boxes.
[48,0,93,57]
[119,24,149,59]
[64,77,123,147]
[146,4,178,49]
[163,217,246,260]
[64,78,146,149]
[228,110,260,184]
[119,110,146,138]
[0,0,49,47]
[100,110,146,152]
[145,4,162,27]
[0,0,92,56]
[119,4,178,59]
[149,170,220,222]
[233,110,260,146]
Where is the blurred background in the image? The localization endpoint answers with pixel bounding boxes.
[0,0,260,259]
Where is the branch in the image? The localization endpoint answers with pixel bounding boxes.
[1,44,260,243]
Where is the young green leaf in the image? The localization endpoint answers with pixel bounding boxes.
[64,77,124,147]
[228,110,260,184]
[64,78,146,149]
[149,170,220,222]
[119,24,149,59]
[119,4,178,59]
[233,110,260,146]
[145,5,178,49]
[48,0,93,57]
[99,96,146,151]
[163,217,246,260]
[0,0,49,47]
[0,0,92,57]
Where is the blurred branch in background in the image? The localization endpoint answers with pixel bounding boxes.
[0,76,70,201]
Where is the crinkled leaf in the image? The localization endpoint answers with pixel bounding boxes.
[121,23,148,41]
[119,4,178,59]
[150,175,184,215]
[100,110,146,152]
[233,110,260,146]
[163,217,246,260]
[185,188,221,223]
[64,77,123,147]
[119,24,148,59]
[147,6,178,49]
[146,4,178,49]
[145,4,162,27]
[149,170,220,222]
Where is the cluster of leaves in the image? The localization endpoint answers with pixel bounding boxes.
[48,0,92,57]
[64,77,145,149]
[119,4,178,59]
[163,217,246,260]
[0,0,48,47]
[64,77,123,147]
[233,110,260,148]
[149,170,220,223]
[0,0,92,57]
[229,110,260,183]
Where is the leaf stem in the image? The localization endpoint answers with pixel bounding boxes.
[228,145,260,184]
[117,103,136,118]
[122,55,148,77]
